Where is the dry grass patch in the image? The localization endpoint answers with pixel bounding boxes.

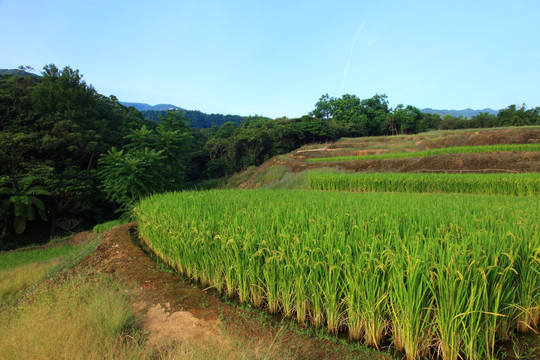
[0,258,62,306]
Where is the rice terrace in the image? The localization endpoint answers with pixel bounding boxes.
[2,122,540,359]
[131,126,540,360]
[4,1,540,358]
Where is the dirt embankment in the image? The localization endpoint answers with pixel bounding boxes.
[77,224,390,360]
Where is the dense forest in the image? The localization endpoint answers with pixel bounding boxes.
[141,109,246,129]
[1,65,539,249]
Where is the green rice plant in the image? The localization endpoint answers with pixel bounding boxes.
[134,189,540,359]
[307,143,540,163]
[308,254,326,328]
[430,260,469,360]
[388,243,434,360]
[310,172,540,196]
[513,241,540,334]
[321,257,344,334]
[262,248,281,313]
[344,244,390,347]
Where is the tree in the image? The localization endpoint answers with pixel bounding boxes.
[0,176,50,239]
[98,148,169,214]
[393,105,423,134]
[498,104,540,126]
[417,113,441,132]
[0,65,154,246]
[98,110,194,214]
[311,93,336,120]
[332,94,366,125]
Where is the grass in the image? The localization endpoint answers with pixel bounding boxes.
[0,269,299,360]
[0,244,80,271]
[243,166,346,190]
[0,237,100,308]
[93,219,129,233]
[134,189,539,360]
[225,166,257,188]
[0,272,144,360]
[0,259,63,305]
[254,165,288,186]
[310,172,540,196]
[264,167,345,190]
[307,143,540,162]
[340,125,540,143]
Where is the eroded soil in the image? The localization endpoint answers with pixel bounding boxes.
[77,224,390,360]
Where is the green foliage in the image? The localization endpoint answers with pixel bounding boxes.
[0,65,152,245]
[98,110,194,213]
[311,93,540,134]
[498,104,540,126]
[0,176,50,238]
[99,148,168,209]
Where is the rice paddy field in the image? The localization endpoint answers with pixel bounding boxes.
[306,143,540,163]
[310,172,540,196]
[134,188,540,360]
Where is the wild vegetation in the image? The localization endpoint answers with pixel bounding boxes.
[310,172,540,195]
[0,237,99,308]
[135,189,540,360]
[0,271,144,360]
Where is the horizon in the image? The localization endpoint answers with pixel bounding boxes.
[1,0,539,118]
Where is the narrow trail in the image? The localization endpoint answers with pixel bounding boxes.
[77,224,389,360]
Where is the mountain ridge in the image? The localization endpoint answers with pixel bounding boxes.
[121,101,499,119]
[420,107,499,118]
[119,102,184,111]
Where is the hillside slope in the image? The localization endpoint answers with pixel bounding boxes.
[235,127,540,189]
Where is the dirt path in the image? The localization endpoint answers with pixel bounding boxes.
[78,224,390,360]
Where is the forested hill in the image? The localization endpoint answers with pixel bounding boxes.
[421,108,499,118]
[118,101,246,129]
[140,109,247,129]
[119,102,183,111]
[0,69,39,77]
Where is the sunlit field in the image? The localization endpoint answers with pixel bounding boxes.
[135,189,540,360]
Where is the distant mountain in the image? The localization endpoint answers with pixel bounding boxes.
[0,69,39,77]
[120,101,245,129]
[120,102,184,111]
[140,109,245,129]
[421,108,499,118]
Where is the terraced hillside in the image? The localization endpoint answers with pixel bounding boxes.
[235,126,540,189]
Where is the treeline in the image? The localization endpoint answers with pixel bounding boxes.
[1,65,538,248]
[141,109,246,129]
[438,105,540,129]
[311,93,540,135]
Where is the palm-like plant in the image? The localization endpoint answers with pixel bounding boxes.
[0,177,50,238]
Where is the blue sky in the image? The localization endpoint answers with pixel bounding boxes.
[1,0,539,118]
